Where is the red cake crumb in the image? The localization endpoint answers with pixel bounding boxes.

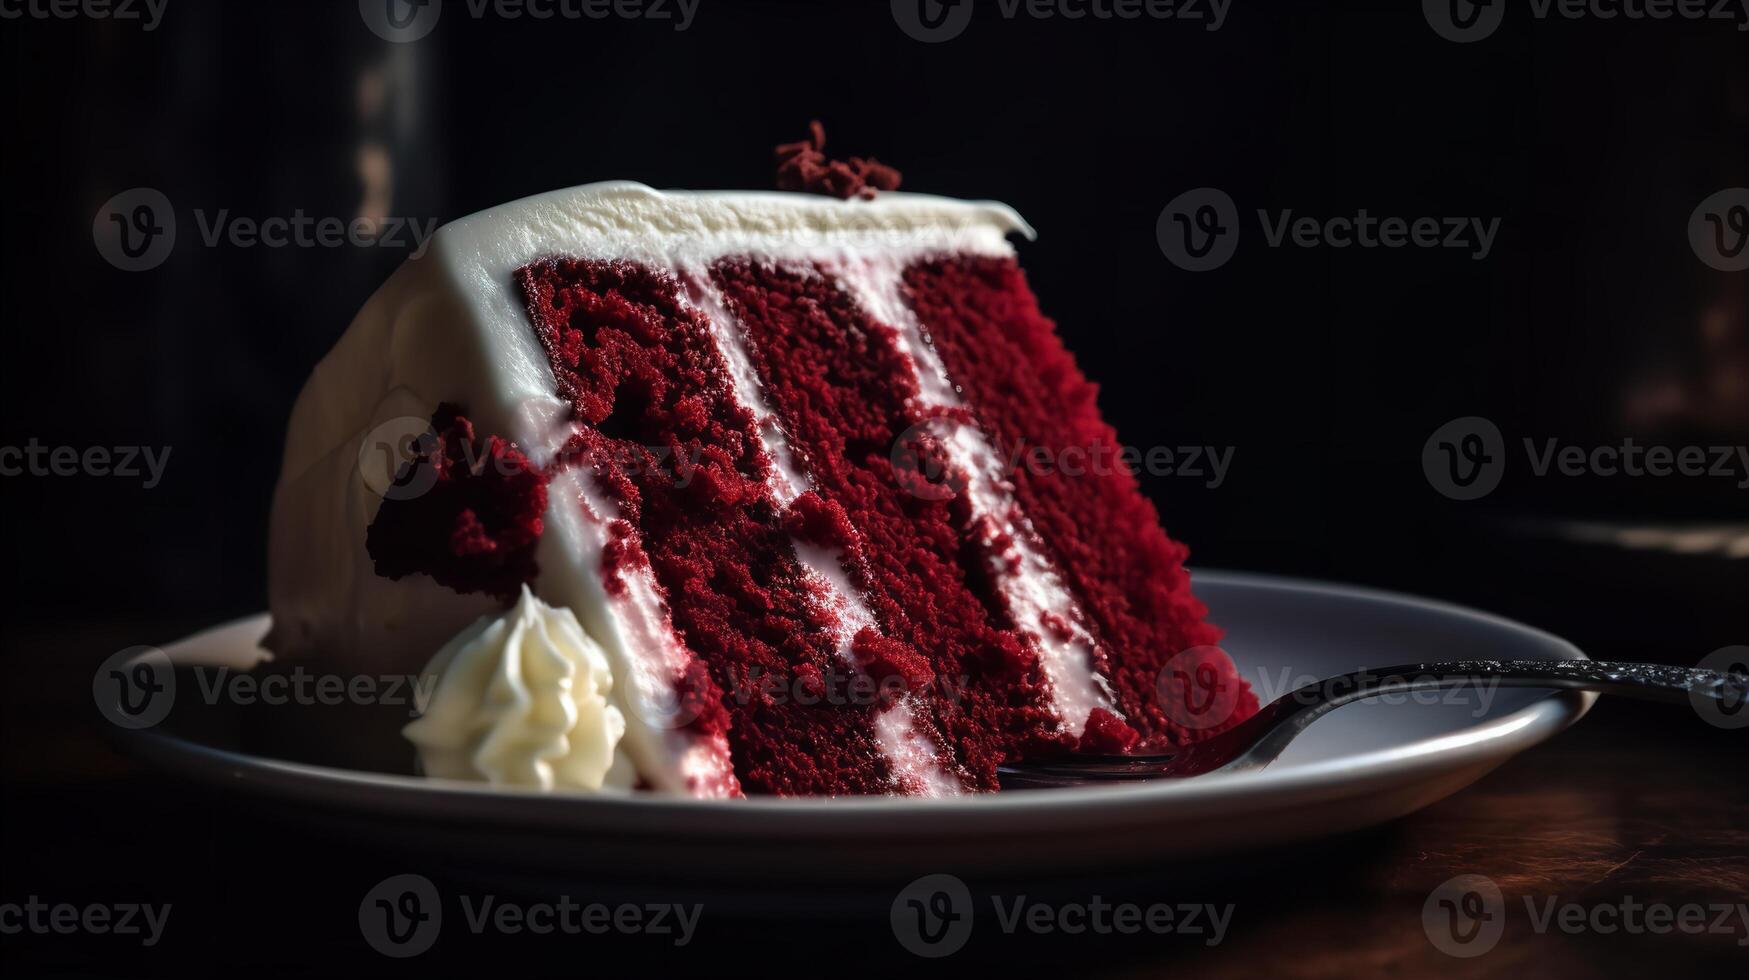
[598,519,641,598]
[781,491,857,553]
[1080,707,1142,754]
[851,627,935,691]
[774,120,903,201]
[365,403,546,603]
[674,659,731,737]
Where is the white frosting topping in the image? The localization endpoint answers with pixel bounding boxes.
[432,181,1033,271]
[403,587,634,791]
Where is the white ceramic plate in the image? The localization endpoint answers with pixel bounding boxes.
[111,571,1592,882]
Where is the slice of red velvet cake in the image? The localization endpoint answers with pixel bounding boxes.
[266,179,1256,797]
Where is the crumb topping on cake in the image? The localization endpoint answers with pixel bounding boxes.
[774,120,903,201]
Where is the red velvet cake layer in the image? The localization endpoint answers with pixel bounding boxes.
[710,258,1074,790]
[501,251,1255,796]
[901,255,1259,743]
[514,258,895,795]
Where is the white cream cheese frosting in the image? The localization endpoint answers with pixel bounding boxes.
[403,586,634,791]
[265,181,1036,796]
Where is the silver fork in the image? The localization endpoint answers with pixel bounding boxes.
[997,660,1748,789]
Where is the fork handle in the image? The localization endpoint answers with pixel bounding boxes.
[998,659,1747,786]
[1219,658,1748,775]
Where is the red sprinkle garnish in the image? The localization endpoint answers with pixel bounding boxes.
[774,120,903,201]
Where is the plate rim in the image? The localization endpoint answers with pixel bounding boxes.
[115,569,1595,832]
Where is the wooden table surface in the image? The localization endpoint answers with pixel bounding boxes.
[2,619,1746,977]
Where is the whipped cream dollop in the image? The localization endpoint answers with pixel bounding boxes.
[404,586,633,791]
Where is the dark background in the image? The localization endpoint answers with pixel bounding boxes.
[2,0,1744,655]
[1,0,1746,975]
